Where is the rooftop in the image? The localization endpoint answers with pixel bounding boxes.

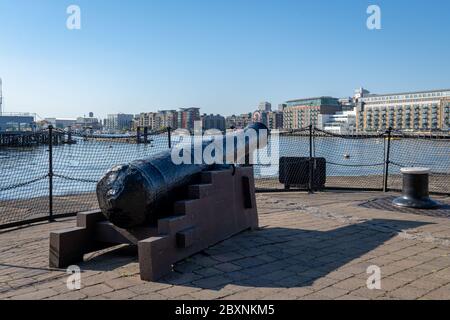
[285,96,338,103]
[0,113,35,118]
[363,88,450,98]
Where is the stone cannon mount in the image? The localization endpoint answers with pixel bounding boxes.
[49,166,258,281]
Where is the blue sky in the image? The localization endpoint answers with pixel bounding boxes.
[0,0,449,119]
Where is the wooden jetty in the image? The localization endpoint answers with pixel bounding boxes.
[0,131,66,147]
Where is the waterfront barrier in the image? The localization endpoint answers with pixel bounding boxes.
[0,126,449,229]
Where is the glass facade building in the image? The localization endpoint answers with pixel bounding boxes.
[283,97,341,129]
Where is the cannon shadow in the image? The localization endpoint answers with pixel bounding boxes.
[157,218,430,290]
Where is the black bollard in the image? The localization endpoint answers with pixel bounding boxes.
[393,167,440,209]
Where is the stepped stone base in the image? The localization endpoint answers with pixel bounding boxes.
[49,166,259,281]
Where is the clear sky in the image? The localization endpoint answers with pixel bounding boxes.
[0,0,449,120]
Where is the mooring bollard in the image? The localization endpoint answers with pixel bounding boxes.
[393,167,440,209]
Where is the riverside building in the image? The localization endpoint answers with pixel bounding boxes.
[225,113,253,129]
[0,113,36,132]
[318,110,357,134]
[177,107,200,131]
[283,97,342,129]
[356,89,450,132]
[252,110,283,130]
[202,114,226,131]
[138,110,178,130]
[105,113,134,132]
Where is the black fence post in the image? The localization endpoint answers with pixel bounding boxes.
[67,126,72,144]
[144,127,149,144]
[309,125,314,194]
[136,126,141,144]
[168,126,172,148]
[383,127,392,192]
[48,125,54,222]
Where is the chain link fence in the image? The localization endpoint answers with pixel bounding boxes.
[1,126,449,229]
[254,128,387,191]
[0,127,171,228]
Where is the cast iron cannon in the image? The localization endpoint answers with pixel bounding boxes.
[96,122,269,229]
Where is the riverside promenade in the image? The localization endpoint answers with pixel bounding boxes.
[1,191,450,300]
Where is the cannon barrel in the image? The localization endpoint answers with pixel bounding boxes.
[96,122,269,228]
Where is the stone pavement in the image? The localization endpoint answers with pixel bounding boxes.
[1,191,450,300]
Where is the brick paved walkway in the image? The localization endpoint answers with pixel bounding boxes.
[1,191,450,300]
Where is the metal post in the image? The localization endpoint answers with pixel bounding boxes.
[48,125,54,222]
[144,127,148,144]
[244,136,251,166]
[168,126,172,148]
[383,127,392,192]
[309,125,314,194]
[136,126,141,144]
[67,126,72,144]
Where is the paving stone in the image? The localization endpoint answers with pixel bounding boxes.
[191,289,234,300]
[157,285,202,298]
[161,272,202,285]
[336,294,370,300]
[215,263,242,273]
[192,275,231,289]
[0,286,37,299]
[233,257,267,268]
[80,284,114,297]
[316,286,349,299]
[222,288,279,300]
[350,287,387,299]
[419,286,450,300]
[133,292,168,300]
[285,287,314,298]
[81,273,121,287]
[333,278,366,291]
[378,277,409,291]
[194,256,220,267]
[308,277,340,290]
[300,293,333,300]
[101,289,136,300]
[106,276,142,290]
[128,282,172,294]
[46,290,87,300]
[261,292,297,300]
[1,191,450,300]
[193,267,224,277]
[11,288,58,300]
[387,286,431,300]
[210,252,245,263]
[409,279,445,291]
[273,275,309,287]
[261,270,294,281]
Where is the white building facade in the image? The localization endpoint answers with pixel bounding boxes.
[357,89,450,132]
[318,110,357,134]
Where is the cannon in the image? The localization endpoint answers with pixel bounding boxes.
[50,122,267,280]
[96,122,269,229]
